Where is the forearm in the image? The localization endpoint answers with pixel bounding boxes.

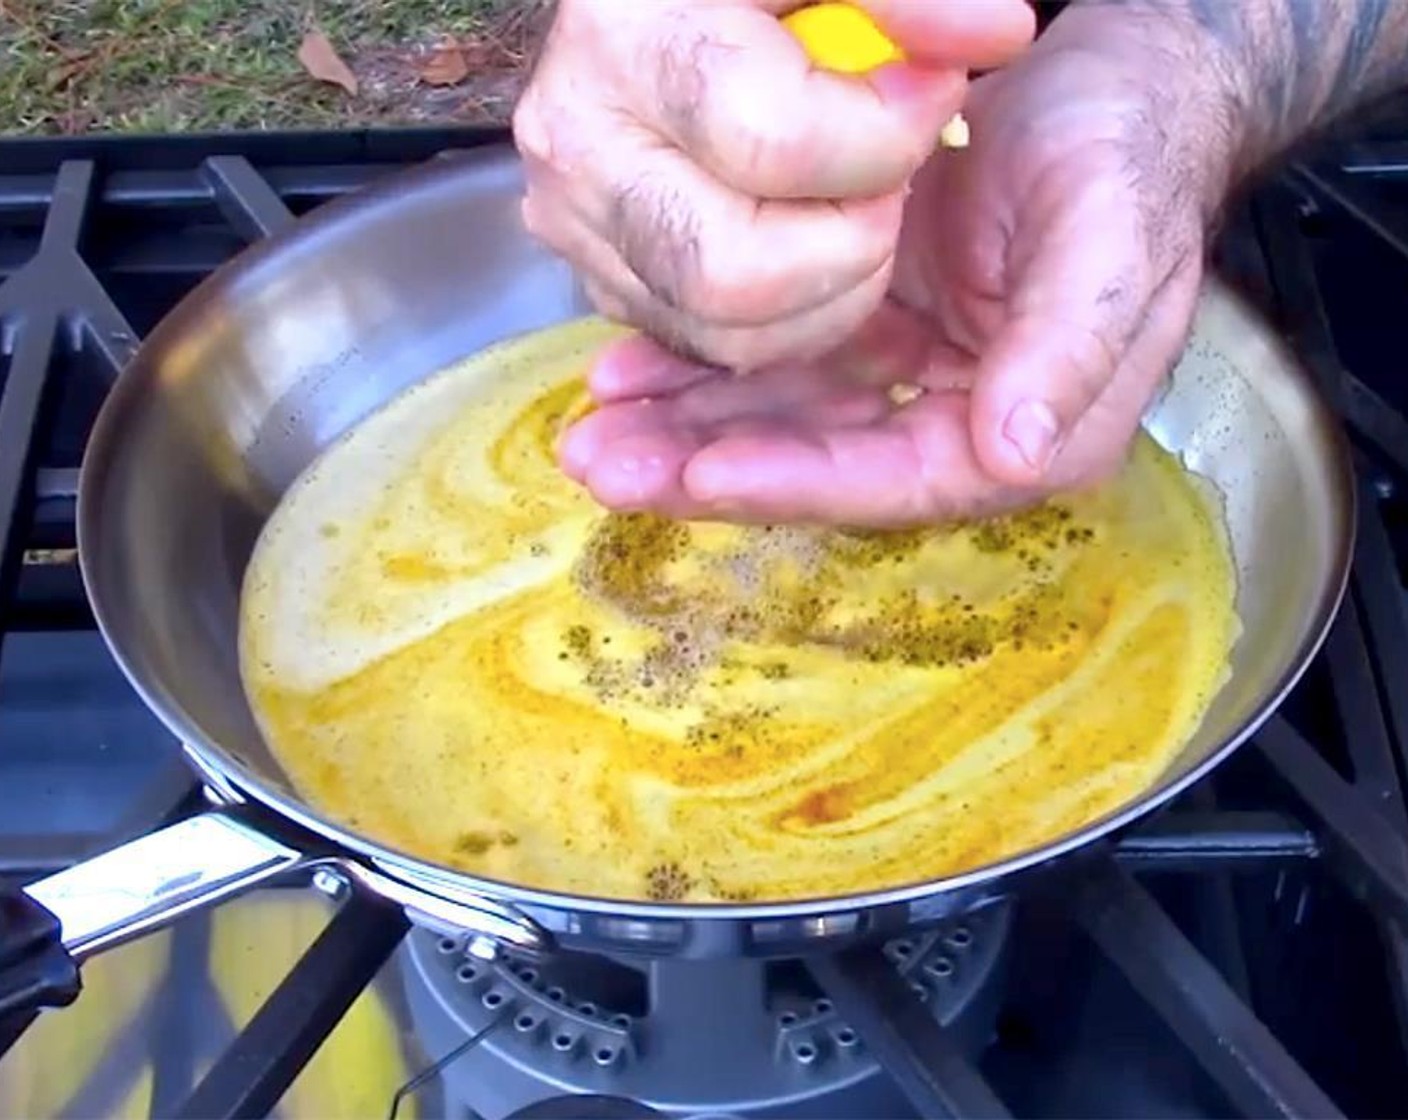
[1059,0,1408,182]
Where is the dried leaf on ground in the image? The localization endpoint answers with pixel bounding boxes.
[297,28,359,96]
[47,53,93,92]
[418,36,469,87]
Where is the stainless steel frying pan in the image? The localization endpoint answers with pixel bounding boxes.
[14,144,1355,971]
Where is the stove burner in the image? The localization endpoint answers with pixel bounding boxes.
[404,906,1010,1120]
[505,1095,665,1120]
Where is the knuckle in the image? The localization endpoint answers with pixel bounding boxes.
[510,93,552,165]
[1077,324,1127,399]
[650,17,815,197]
[652,16,711,147]
[513,88,588,177]
[517,161,561,240]
[1040,315,1128,415]
[516,184,579,267]
[607,178,889,331]
[609,173,705,315]
[667,235,797,327]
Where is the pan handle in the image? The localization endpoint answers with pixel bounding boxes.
[6,807,553,992]
[21,811,306,961]
[2,811,302,1031]
[2,810,554,1029]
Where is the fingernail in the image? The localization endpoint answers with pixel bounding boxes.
[1003,400,1061,473]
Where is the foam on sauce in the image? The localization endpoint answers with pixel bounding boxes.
[238,317,1240,903]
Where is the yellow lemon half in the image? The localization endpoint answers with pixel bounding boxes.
[782,2,905,74]
[781,2,970,147]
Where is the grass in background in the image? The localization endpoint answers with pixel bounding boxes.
[0,0,546,135]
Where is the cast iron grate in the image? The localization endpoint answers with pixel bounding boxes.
[0,129,1406,1119]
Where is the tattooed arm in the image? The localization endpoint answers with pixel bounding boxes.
[1054,0,1408,206]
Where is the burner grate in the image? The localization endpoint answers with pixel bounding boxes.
[1,128,1408,1119]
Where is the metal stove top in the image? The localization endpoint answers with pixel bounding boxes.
[2,124,1408,1119]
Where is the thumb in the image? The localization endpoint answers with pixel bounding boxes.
[967,311,1128,485]
[967,183,1154,485]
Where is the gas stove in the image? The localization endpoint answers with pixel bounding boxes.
[3,123,1408,1120]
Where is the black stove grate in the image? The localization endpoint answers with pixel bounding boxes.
[1,128,1408,1119]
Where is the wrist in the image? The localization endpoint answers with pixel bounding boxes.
[1042,2,1253,227]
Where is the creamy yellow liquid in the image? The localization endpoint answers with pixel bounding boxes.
[238,317,1239,903]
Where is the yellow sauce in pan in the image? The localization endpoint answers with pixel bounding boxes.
[238,317,1239,903]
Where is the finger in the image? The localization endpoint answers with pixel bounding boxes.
[681,391,1021,525]
[565,363,893,476]
[530,127,905,337]
[563,215,899,374]
[967,184,1156,486]
[597,239,897,372]
[637,6,966,199]
[585,289,972,410]
[577,360,881,445]
[562,373,896,516]
[859,0,1037,70]
[558,398,678,484]
[670,365,893,429]
[526,159,900,370]
[583,431,704,513]
[588,298,929,402]
[525,192,730,367]
[602,135,905,333]
[589,334,723,402]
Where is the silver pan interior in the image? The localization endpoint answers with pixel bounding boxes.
[77,145,1355,930]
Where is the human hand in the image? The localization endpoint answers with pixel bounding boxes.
[513,0,1035,371]
[550,6,1242,526]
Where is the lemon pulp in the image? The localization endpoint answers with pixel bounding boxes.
[781,2,969,147]
[782,2,905,74]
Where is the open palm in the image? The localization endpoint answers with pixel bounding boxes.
[559,38,1213,526]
